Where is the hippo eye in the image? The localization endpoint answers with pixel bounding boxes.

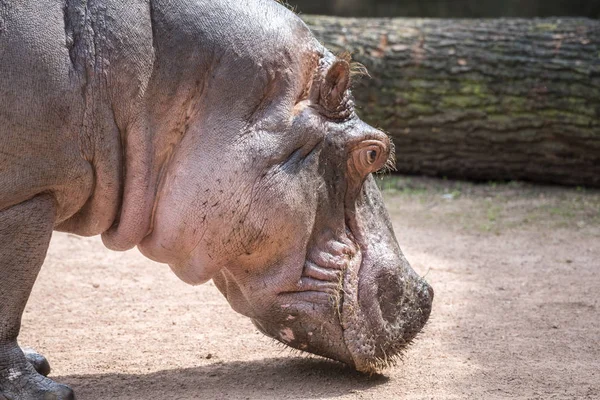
[367,150,377,164]
[352,140,388,175]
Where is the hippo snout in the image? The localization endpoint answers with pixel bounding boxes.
[333,254,433,372]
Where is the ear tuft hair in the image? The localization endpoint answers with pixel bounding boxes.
[336,51,371,83]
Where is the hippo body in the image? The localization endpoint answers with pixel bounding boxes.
[0,0,433,398]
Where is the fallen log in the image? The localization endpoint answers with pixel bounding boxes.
[303,16,600,187]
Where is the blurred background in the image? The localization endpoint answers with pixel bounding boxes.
[288,0,600,18]
[292,1,600,187]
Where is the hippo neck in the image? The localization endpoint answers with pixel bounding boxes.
[101,58,215,252]
[58,0,215,251]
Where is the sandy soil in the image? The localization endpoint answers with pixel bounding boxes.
[20,177,600,399]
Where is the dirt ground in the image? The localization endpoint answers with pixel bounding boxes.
[20,176,600,399]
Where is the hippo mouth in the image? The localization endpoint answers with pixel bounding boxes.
[256,229,358,366]
[254,207,433,373]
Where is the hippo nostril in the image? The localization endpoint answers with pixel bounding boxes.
[377,273,403,324]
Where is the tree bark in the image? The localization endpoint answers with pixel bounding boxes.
[303,16,600,187]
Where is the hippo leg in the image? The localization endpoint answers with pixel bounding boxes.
[0,195,74,400]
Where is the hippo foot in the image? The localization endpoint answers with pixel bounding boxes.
[21,348,51,377]
[0,343,74,400]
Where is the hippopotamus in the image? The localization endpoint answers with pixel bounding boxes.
[0,0,433,398]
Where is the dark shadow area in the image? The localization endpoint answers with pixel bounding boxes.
[56,357,388,399]
[289,0,600,18]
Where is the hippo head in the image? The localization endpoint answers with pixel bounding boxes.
[135,2,432,373]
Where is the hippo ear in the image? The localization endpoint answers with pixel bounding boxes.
[320,60,350,110]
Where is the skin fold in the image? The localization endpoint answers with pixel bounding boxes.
[0,0,433,398]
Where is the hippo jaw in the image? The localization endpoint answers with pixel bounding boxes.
[246,177,433,373]
[251,230,359,367]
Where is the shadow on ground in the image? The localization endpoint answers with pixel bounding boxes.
[56,357,388,399]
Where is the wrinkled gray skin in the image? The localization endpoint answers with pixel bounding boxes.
[0,0,433,398]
